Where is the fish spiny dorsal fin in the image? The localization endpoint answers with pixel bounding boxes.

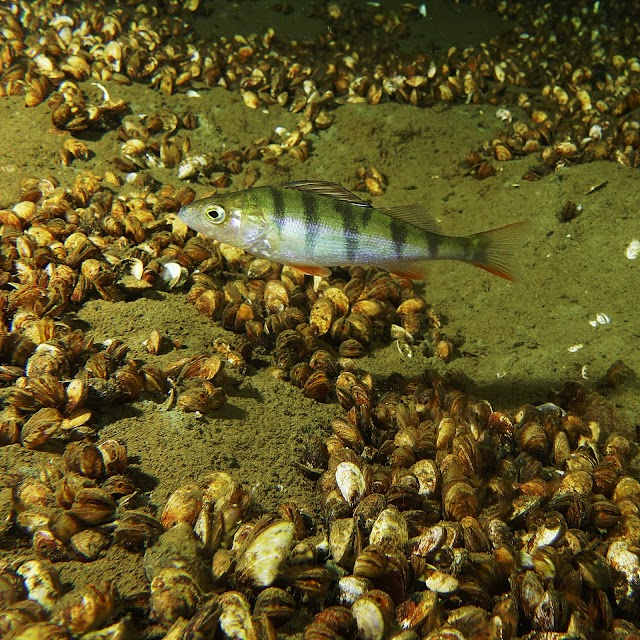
[378,205,440,233]
[283,180,373,207]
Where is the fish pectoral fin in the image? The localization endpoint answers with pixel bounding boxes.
[383,261,432,281]
[378,205,440,233]
[289,263,333,278]
[283,181,372,207]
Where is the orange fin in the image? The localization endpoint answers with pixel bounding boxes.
[467,220,529,281]
[383,261,432,281]
[290,264,332,277]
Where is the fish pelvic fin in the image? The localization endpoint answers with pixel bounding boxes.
[465,220,529,281]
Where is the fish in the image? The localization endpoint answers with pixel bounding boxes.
[177,180,527,281]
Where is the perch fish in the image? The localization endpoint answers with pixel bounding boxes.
[178,180,527,280]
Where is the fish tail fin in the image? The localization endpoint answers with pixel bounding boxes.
[465,220,529,281]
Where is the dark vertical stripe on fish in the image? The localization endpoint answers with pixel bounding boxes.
[271,187,286,233]
[359,204,373,228]
[336,200,360,262]
[390,218,408,259]
[300,190,320,253]
[427,232,441,259]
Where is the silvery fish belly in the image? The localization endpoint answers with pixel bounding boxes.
[177,180,527,281]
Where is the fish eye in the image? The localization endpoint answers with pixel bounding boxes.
[204,204,226,224]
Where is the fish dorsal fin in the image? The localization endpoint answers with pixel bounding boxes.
[379,205,440,233]
[283,180,372,207]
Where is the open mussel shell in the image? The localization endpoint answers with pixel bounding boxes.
[235,518,295,587]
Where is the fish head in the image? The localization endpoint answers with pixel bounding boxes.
[178,191,269,249]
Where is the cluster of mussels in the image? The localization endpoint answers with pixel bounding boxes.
[5,370,638,639]
[126,375,640,640]
[185,259,449,402]
[0,171,238,429]
[3,436,164,562]
[0,158,454,639]
[306,374,640,640]
[3,0,640,182]
[1,0,640,637]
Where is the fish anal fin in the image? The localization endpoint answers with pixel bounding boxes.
[289,264,332,278]
[384,261,432,281]
[284,181,372,207]
[379,205,440,233]
[471,262,515,281]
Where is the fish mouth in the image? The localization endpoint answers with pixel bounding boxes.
[177,206,199,230]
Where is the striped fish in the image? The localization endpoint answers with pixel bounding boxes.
[177,180,527,281]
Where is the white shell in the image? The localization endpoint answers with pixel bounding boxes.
[34,53,55,74]
[159,262,188,290]
[329,517,356,568]
[412,459,440,496]
[104,41,123,72]
[129,258,145,280]
[412,524,446,557]
[495,107,512,123]
[177,153,212,180]
[588,124,603,140]
[337,575,373,605]
[369,508,408,552]
[555,470,593,497]
[335,461,366,507]
[352,592,392,640]
[588,312,611,327]
[422,569,460,594]
[218,591,256,639]
[57,26,72,46]
[16,560,61,612]
[242,90,260,109]
[606,539,640,601]
[122,138,146,156]
[607,540,640,579]
[625,239,640,260]
[524,518,565,553]
[236,520,294,586]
